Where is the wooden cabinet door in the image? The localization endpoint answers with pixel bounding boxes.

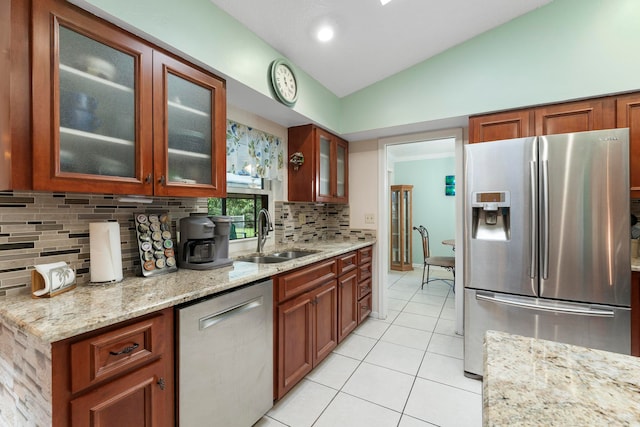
[338,270,358,343]
[469,109,533,143]
[152,50,227,198]
[277,291,314,399]
[632,271,640,357]
[31,0,154,195]
[616,93,640,197]
[312,280,338,365]
[534,98,614,135]
[70,360,171,427]
[288,124,348,203]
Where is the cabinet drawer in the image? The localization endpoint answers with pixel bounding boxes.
[70,312,168,394]
[358,277,372,299]
[337,252,357,275]
[357,246,373,265]
[358,262,372,283]
[276,259,337,302]
[358,293,372,324]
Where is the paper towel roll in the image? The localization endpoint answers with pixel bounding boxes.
[90,222,123,283]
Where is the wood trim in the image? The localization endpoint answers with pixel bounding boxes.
[632,271,640,357]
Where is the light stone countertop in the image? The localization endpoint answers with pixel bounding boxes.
[632,257,640,272]
[0,239,375,345]
[483,330,640,426]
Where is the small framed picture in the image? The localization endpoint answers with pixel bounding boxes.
[445,175,455,196]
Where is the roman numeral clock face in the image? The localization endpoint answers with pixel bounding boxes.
[270,59,298,107]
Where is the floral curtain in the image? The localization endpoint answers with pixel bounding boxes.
[226,120,285,182]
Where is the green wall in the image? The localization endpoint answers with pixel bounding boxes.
[80,0,640,136]
[393,157,456,263]
[341,0,640,134]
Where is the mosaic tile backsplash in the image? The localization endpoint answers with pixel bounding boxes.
[0,192,374,296]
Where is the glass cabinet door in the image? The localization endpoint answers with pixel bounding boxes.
[32,0,154,194]
[152,50,226,198]
[58,26,136,177]
[318,134,331,198]
[390,185,413,271]
[390,189,400,266]
[336,141,346,199]
[166,72,212,185]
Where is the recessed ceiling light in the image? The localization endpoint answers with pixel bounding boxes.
[380,0,393,5]
[316,25,334,42]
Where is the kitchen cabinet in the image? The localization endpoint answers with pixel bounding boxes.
[274,259,338,399]
[390,185,413,271]
[288,124,348,203]
[51,308,174,426]
[533,98,615,135]
[632,271,640,357]
[469,109,533,143]
[469,98,615,143]
[30,0,226,197]
[357,246,373,323]
[616,93,640,198]
[337,252,358,343]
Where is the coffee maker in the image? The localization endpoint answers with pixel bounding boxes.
[177,215,233,270]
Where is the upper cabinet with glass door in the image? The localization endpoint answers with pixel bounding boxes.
[288,124,349,204]
[152,51,226,198]
[31,0,226,197]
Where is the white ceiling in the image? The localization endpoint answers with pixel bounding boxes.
[210,0,552,98]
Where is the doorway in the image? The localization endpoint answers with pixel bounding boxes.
[376,128,465,335]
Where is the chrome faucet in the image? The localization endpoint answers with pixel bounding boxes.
[256,208,273,253]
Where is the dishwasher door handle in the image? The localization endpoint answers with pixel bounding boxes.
[199,296,264,330]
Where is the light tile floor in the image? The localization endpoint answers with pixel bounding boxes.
[257,268,483,427]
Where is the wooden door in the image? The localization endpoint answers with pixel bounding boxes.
[469,109,533,143]
[152,50,227,198]
[70,360,170,427]
[338,270,358,343]
[312,280,338,365]
[31,0,154,194]
[616,93,640,197]
[534,98,614,135]
[277,291,314,399]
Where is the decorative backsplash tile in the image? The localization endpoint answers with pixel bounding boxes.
[0,192,375,296]
[275,201,375,243]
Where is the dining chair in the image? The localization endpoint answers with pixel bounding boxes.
[413,225,455,290]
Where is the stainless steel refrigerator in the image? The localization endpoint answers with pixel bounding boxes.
[464,128,631,378]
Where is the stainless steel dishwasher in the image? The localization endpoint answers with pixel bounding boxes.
[176,279,273,426]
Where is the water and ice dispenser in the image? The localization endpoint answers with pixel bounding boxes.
[470,191,511,241]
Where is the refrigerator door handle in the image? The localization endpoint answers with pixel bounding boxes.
[529,160,537,279]
[475,291,615,317]
[540,160,550,280]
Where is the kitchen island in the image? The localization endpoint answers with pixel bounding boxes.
[0,239,374,426]
[483,330,640,426]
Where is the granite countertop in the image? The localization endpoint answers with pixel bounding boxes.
[483,330,640,426]
[0,239,374,345]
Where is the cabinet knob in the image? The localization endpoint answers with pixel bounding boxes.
[157,377,166,391]
[145,173,152,184]
[158,175,166,185]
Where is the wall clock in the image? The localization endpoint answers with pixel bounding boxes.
[270,59,298,107]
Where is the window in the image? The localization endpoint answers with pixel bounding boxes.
[208,193,268,240]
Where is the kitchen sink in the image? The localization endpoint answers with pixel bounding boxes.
[239,250,317,264]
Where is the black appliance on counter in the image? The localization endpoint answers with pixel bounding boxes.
[177,215,233,270]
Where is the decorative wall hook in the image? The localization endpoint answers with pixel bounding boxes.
[289,152,305,170]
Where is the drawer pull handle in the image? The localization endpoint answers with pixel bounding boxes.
[109,342,139,356]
